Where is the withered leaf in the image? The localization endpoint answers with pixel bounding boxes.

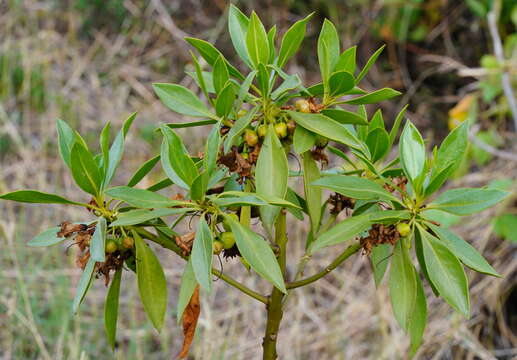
[178,285,200,359]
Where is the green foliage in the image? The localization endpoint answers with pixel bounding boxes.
[0,6,509,358]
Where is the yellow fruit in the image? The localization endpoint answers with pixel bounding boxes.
[237,109,247,117]
[122,237,134,249]
[295,99,310,113]
[274,122,288,138]
[220,232,236,249]
[105,240,118,254]
[396,223,411,237]
[244,129,259,146]
[257,124,267,138]
[213,240,224,255]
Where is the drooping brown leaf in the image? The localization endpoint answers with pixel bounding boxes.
[178,286,201,359]
[176,232,195,256]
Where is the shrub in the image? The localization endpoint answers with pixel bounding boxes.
[1,5,509,359]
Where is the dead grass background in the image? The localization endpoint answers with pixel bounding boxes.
[0,1,516,359]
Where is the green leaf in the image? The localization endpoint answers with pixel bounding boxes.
[56,119,76,169]
[160,125,198,189]
[257,63,270,97]
[100,121,111,176]
[356,45,385,83]
[371,244,391,287]
[368,210,411,223]
[271,73,302,100]
[190,171,208,201]
[492,214,517,243]
[224,107,258,153]
[185,37,244,80]
[246,11,270,67]
[399,121,425,184]
[409,275,427,356]
[418,227,470,316]
[334,46,356,74]
[104,267,122,350]
[228,5,251,66]
[309,214,371,253]
[127,155,160,187]
[28,227,65,247]
[321,108,368,125]
[72,257,96,313]
[317,19,340,87]
[267,26,277,63]
[106,186,188,208]
[428,188,509,215]
[190,52,211,99]
[328,71,355,96]
[429,224,500,276]
[287,111,364,151]
[256,125,289,230]
[70,143,103,196]
[153,83,215,119]
[302,153,322,235]
[293,126,316,154]
[212,56,230,94]
[164,119,217,128]
[191,218,213,292]
[343,88,401,105]
[134,231,167,331]
[369,109,384,131]
[277,13,312,67]
[286,188,305,220]
[212,192,299,209]
[215,82,236,118]
[204,125,221,176]
[90,217,107,262]
[0,190,83,206]
[177,259,197,324]
[388,105,408,147]
[426,122,468,196]
[312,175,399,203]
[104,112,136,187]
[389,240,417,331]
[366,127,390,162]
[224,215,286,293]
[110,208,193,226]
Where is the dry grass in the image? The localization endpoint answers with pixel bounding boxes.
[1,1,516,359]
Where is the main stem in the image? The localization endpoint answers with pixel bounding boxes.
[263,211,287,360]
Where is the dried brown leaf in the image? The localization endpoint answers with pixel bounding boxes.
[178,286,200,359]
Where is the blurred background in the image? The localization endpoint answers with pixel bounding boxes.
[0,0,516,359]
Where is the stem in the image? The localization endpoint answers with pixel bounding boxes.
[131,226,268,304]
[287,242,362,289]
[262,211,287,360]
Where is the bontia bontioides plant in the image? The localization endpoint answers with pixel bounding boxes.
[0,5,509,359]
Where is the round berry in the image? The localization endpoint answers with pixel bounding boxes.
[213,240,224,255]
[295,99,310,113]
[274,122,288,138]
[396,223,411,237]
[105,240,118,254]
[244,129,259,146]
[257,124,267,138]
[220,232,236,249]
[122,236,135,249]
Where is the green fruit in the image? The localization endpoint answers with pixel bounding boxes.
[274,122,288,138]
[295,99,310,113]
[220,232,236,249]
[244,129,259,146]
[105,240,118,254]
[213,240,224,255]
[396,223,411,237]
[223,213,239,231]
[237,109,247,117]
[257,124,267,138]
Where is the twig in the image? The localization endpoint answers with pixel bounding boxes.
[487,5,517,131]
[469,125,517,162]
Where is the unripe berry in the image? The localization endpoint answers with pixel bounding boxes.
[213,240,224,254]
[244,129,259,146]
[274,122,288,138]
[105,239,118,254]
[220,232,236,249]
[295,99,310,113]
[257,124,267,138]
[237,109,247,118]
[315,135,328,148]
[396,223,411,237]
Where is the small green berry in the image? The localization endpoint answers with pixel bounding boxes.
[105,240,118,254]
[213,240,224,255]
[396,223,411,237]
[220,232,236,249]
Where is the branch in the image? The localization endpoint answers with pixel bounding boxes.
[487,5,517,130]
[286,242,362,289]
[131,226,268,304]
[469,125,517,162]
